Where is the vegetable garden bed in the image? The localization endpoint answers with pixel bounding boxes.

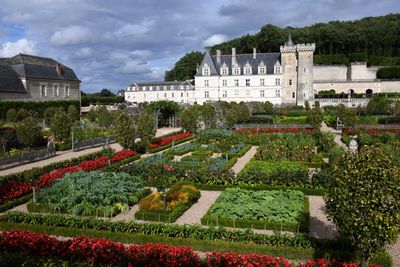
[134,182,200,222]
[201,188,309,232]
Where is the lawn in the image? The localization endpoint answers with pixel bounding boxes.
[202,188,308,231]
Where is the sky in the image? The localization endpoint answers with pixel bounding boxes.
[0,0,399,93]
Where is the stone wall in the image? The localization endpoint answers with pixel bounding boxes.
[350,63,379,80]
[314,81,380,94]
[380,80,400,93]
[313,65,347,81]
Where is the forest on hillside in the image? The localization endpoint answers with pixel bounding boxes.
[165,14,400,81]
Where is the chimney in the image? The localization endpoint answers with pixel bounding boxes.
[55,63,62,76]
[231,47,237,65]
[253,48,257,59]
[216,50,221,64]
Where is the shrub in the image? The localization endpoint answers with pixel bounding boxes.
[377,66,400,79]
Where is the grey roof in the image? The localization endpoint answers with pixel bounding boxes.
[0,65,26,93]
[0,54,80,82]
[196,50,281,76]
[129,80,193,87]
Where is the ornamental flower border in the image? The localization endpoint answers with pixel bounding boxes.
[233,128,319,133]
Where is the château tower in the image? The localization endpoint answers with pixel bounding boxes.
[280,34,315,106]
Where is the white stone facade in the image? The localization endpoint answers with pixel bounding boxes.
[125,80,195,104]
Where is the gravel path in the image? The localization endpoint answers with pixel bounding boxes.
[320,121,348,151]
[9,203,28,213]
[388,236,400,267]
[175,190,221,225]
[172,152,192,162]
[231,146,258,174]
[308,196,338,239]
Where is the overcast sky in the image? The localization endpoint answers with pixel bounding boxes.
[0,0,399,93]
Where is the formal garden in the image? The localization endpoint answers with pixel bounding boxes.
[0,99,399,266]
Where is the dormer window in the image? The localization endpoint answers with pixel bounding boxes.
[221,68,228,75]
[274,66,281,74]
[203,67,210,76]
[233,68,240,75]
[245,67,251,75]
[258,67,266,74]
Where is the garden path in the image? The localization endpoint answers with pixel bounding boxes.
[320,121,348,151]
[175,190,221,225]
[172,152,192,162]
[388,237,400,267]
[0,143,123,177]
[230,146,258,174]
[308,196,338,239]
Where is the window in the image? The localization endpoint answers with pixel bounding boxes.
[204,91,209,98]
[222,91,227,98]
[156,86,160,90]
[157,93,159,98]
[53,85,59,97]
[260,90,265,97]
[203,67,210,76]
[276,90,280,97]
[289,79,292,86]
[180,85,184,90]
[41,85,47,97]
[260,79,265,86]
[292,92,295,98]
[234,79,239,86]
[204,80,209,87]
[164,93,167,97]
[245,67,251,75]
[64,85,70,97]
[233,68,240,75]
[170,85,174,90]
[259,67,265,74]
[234,90,239,96]
[274,66,281,74]
[181,92,184,97]
[246,90,250,96]
[144,93,146,98]
[245,79,250,86]
[275,78,280,86]
[149,86,153,90]
[221,68,228,75]
[187,92,189,97]
[222,80,227,87]
[172,93,174,97]
[143,86,146,90]
[163,86,167,90]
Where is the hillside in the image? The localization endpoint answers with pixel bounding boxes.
[165,13,400,81]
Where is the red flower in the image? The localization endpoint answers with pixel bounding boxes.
[110,150,137,163]
[150,132,192,148]
[232,128,318,133]
[0,182,32,205]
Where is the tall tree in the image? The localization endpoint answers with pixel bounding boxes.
[114,112,136,149]
[164,51,204,81]
[16,117,41,149]
[325,147,400,266]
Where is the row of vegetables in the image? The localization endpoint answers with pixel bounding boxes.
[0,230,375,267]
[0,149,137,205]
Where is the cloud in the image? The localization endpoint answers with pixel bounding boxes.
[114,21,153,38]
[0,38,37,57]
[74,47,92,58]
[50,25,92,46]
[202,34,227,47]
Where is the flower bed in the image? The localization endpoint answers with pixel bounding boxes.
[28,171,149,217]
[135,182,200,222]
[150,132,192,149]
[0,230,382,266]
[233,128,319,133]
[0,149,138,207]
[239,160,310,187]
[202,188,309,231]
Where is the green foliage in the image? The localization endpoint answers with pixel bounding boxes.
[164,51,203,81]
[15,117,41,148]
[5,108,17,122]
[30,171,147,217]
[0,100,80,121]
[377,67,400,79]
[337,104,357,127]
[49,109,71,141]
[325,147,400,264]
[137,112,155,143]
[219,102,250,127]
[16,108,29,121]
[203,188,307,231]
[366,96,393,114]
[181,105,200,133]
[114,112,136,149]
[306,108,323,129]
[80,95,124,106]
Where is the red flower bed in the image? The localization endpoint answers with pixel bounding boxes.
[0,181,32,205]
[366,129,400,135]
[111,149,137,163]
[79,155,109,172]
[150,132,192,149]
[0,149,139,204]
[0,231,381,267]
[233,128,318,133]
[36,166,81,189]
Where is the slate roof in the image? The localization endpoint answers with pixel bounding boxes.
[0,53,80,82]
[129,80,192,87]
[0,65,26,93]
[196,50,281,76]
